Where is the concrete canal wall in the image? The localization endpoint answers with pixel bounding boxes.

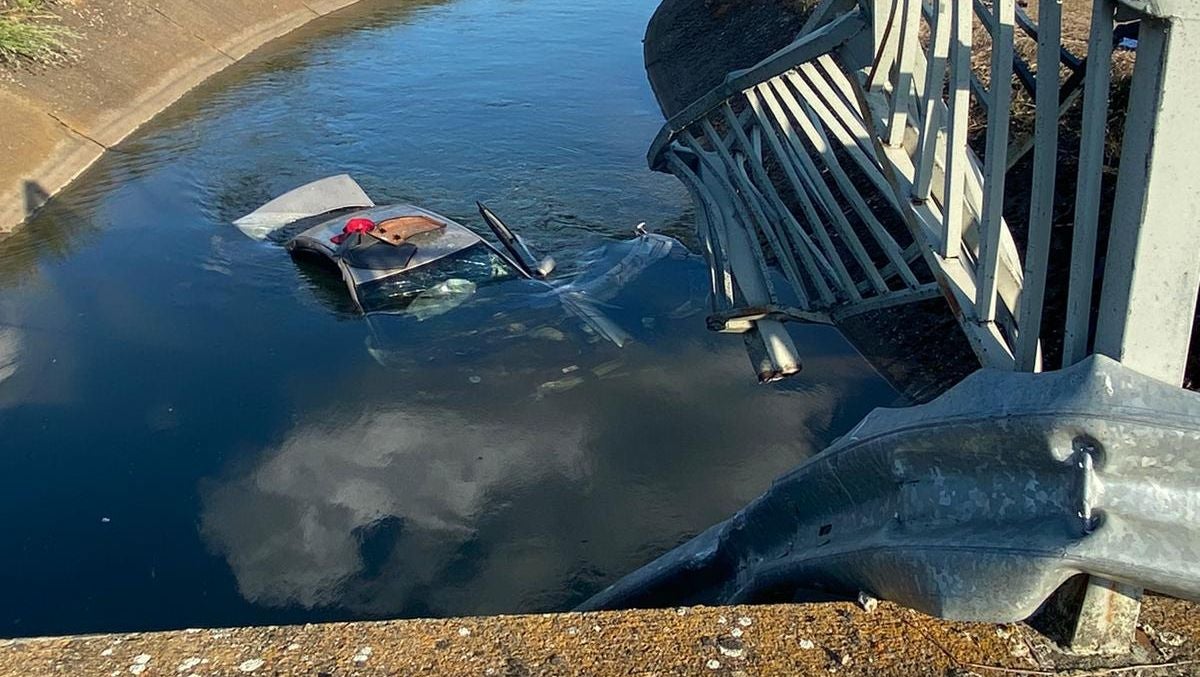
[0,0,368,233]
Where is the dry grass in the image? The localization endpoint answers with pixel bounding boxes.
[0,0,75,66]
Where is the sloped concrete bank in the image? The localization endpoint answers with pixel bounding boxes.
[0,0,370,233]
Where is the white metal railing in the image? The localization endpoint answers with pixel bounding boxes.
[649,0,1200,649]
[652,0,1200,389]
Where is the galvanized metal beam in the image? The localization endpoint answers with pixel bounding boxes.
[581,357,1200,621]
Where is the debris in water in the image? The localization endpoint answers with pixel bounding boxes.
[591,360,622,377]
[561,365,579,374]
[536,376,584,398]
[468,375,482,384]
[529,326,566,342]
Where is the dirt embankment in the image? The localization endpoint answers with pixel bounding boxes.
[0,0,367,233]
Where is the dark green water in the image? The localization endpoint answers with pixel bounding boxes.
[0,0,896,637]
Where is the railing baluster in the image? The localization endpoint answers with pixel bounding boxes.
[680,132,781,304]
[773,77,921,288]
[753,84,865,300]
[667,151,737,309]
[722,103,837,306]
[1062,0,1116,367]
[887,0,924,147]
[975,0,1017,321]
[913,0,952,202]
[1014,0,1062,372]
[868,0,905,90]
[791,68,902,212]
[763,79,891,294]
[699,117,812,307]
[939,0,972,261]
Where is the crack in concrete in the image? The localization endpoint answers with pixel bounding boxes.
[128,1,239,62]
[42,110,109,153]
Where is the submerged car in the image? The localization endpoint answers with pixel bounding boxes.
[234,175,693,346]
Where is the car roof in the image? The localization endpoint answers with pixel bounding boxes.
[290,204,486,286]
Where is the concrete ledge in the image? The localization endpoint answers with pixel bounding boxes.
[2,598,1198,675]
[0,0,364,233]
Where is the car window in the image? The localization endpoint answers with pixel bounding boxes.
[356,243,519,313]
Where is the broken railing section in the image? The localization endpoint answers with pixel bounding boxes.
[643,0,1200,654]
[654,13,942,382]
[581,356,1200,629]
[652,0,1200,382]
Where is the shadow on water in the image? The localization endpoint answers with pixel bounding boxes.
[0,0,899,637]
[0,182,96,290]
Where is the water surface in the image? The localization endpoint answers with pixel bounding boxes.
[0,0,897,637]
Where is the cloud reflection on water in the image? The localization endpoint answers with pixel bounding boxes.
[201,406,585,610]
[199,325,886,617]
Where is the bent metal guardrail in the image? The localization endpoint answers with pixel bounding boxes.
[582,356,1200,627]
[599,0,1200,654]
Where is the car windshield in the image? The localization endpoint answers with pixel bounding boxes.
[356,243,521,315]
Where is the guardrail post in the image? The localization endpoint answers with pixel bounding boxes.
[1095,7,1200,386]
[1082,3,1200,654]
